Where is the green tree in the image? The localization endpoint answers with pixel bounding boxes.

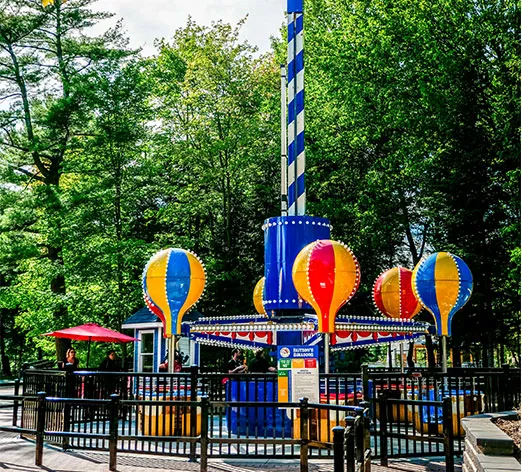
[147,19,280,317]
[0,0,134,359]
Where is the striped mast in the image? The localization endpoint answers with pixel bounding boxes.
[287,0,305,216]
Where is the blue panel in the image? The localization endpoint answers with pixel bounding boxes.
[277,331,303,346]
[165,250,191,324]
[295,88,304,113]
[287,140,296,164]
[264,215,331,313]
[287,0,303,13]
[295,50,304,71]
[296,130,305,155]
[296,173,305,195]
[287,19,295,41]
[415,257,441,325]
[226,380,292,436]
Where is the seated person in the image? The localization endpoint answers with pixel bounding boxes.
[98,350,121,371]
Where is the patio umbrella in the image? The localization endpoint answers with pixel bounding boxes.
[43,323,139,368]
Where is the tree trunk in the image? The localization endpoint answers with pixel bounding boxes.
[0,312,12,376]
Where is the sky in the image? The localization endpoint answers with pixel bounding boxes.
[91,0,286,56]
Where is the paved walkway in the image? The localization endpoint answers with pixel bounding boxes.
[0,384,460,472]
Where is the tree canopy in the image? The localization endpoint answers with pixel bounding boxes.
[0,0,518,372]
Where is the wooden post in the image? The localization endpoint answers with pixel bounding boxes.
[109,394,119,472]
[299,397,309,472]
[35,391,46,466]
[442,396,454,472]
[200,395,209,472]
[333,426,345,472]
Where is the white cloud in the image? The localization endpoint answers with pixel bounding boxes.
[91,0,286,56]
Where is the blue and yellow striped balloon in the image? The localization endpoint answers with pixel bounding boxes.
[142,248,206,338]
[412,252,473,336]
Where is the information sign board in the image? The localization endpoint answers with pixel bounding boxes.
[277,345,319,403]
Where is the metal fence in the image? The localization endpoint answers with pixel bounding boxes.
[0,392,371,472]
[17,365,520,463]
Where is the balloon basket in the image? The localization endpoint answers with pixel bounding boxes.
[410,391,484,436]
[293,408,346,443]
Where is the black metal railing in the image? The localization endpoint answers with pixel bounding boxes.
[0,392,371,472]
[19,364,520,461]
[375,394,454,472]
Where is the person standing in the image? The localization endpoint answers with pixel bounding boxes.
[227,349,247,373]
[248,349,276,373]
[60,348,80,370]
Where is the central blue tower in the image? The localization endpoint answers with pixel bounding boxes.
[263,0,332,317]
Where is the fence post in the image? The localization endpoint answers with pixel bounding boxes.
[108,394,119,472]
[35,391,46,467]
[189,364,199,462]
[361,365,369,402]
[502,364,512,410]
[442,396,454,472]
[12,378,20,427]
[63,364,75,450]
[359,401,371,454]
[378,394,388,466]
[333,426,345,472]
[200,395,209,472]
[344,416,355,472]
[299,397,309,472]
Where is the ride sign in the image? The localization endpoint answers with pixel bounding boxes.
[277,345,319,403]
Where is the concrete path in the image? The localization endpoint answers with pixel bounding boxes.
[0,384,460,472]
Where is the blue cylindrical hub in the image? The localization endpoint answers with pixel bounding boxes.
[263,215,330,313]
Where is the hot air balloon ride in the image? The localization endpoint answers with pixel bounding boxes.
[373,267,422,320]
[292,239,360,372]
[163,0,429,378]
[143,248,206,371]
[373,267,422,370]
[412,252,473,372]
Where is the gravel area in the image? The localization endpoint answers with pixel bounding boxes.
[493,415,521,462]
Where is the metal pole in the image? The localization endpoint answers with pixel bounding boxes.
[86,337,91,368]
[281,65,288,216]
[168,336,175,373]
[333,426,345,472]
[441,335,447,373]
[324,333,330,374]
[400,343,404,373]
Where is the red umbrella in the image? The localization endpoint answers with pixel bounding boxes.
[43,323,139,368]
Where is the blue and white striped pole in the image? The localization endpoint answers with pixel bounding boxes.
[287,0,305,216]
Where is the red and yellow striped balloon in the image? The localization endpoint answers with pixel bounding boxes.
[373,267,422,320]
[292,240,360,333]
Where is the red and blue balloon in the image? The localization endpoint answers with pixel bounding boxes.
[143,248,206,338]
[412,252,473,336]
